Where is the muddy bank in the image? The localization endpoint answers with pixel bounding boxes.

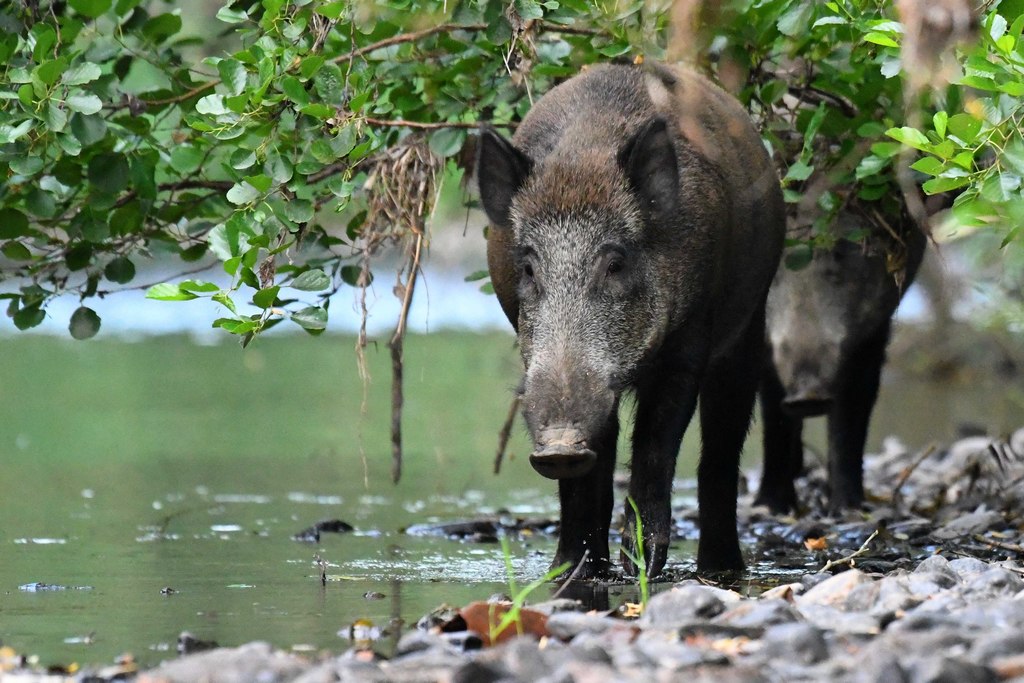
[5,426,1024,682]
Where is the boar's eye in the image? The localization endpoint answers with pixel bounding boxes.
[523,262,535,280]
[606,258,624,276]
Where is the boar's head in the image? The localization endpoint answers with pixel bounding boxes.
[767,236,903,418]
[477,119,693,480]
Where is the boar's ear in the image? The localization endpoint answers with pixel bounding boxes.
[477,126,533,229]
[618,118,678,221]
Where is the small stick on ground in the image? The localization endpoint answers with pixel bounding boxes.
[818,529,880,574]
[494,395,521,474]
[973,534,1024,555]
[551,550,590,600]
[891,443,938,508]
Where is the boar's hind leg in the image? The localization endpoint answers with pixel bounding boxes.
[553,411,618,579]
[755,357,804,514]
[623,360,702,579]
[827,322,890,512]
[696,318,766,573]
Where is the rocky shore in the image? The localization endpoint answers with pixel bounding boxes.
[5,427,1024,683]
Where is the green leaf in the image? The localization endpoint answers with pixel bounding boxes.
[252,285,279,309]
[69,306,101,340]
[864,31,899,47]
[922,176,971,194]
[281,76,309,105]
[45,101,68,132]
[179,280,220,293]
[784,160,813,182]
[217,59,247,96]
[290,269,330,291]
[464,270,489,282]
[143,13,182,43]
[2,241,32,261]
[13,305,45,330]
[69,0,112,17]
[855,154,889,180]
[933,111,948,139]
[62,63,102,86]
[885,126,930,151]
[429,128,466,158]
[66,92,103,115]
[910,156,945,176]
[947,113,983,142]
[146,283,198,301]
[0,209,30,238]
[88,153,130,194]
[784,244,813,271]
[216,5,248,22]
[777,1,813,37]
[291,305,328,331]
[285,199,314,223]
[315,1,346,19]
[71,113,107,146]
[226,182,262,205]
[104,257,136,284]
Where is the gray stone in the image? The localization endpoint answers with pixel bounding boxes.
[964,567,1024,599]
[634,631,725,670]
[905,656,996,683]
[528,598,585,615]
[714,598,800,630]
[798,569,874,608]
[759,622,829,665]
[948,557,993,581]
[913,555,961,587]
[798,603,880,635]
[138,642,311,683]
[970,632,1024,664]
[934,509,1003,540]
[870,576,923,619]
[546,611,621,640]
[639,585,726,628]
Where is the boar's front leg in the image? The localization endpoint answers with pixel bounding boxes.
[755,356,804,514]
[553,411,618,579]
[827,322,890,512]
[622,358,702,579]
[696,316,766,573]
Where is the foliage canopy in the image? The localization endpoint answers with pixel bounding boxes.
[1,0,1022,342]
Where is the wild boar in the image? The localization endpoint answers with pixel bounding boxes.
[476,62,785,577]
[755,211,927,513]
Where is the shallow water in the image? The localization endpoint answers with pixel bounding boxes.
[0,332,1020,667]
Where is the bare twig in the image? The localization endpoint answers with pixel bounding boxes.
[817,529,880,574]
[550,549,590,599]
[388,231,424,484]
[891,443,938,508]
[494,395,521,475]
[973,534,1024,555]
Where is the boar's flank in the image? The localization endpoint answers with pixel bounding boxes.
[477,62,784,577]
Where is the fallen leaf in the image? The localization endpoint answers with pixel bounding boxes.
[804,536,828,551]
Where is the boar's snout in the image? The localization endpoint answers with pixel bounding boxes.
[530,426,597,479]
[781,388,834,418]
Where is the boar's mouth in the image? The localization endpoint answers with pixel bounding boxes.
[529,426,597,479]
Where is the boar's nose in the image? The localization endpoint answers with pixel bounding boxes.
[782,390,834,418]
[530,426,596,479]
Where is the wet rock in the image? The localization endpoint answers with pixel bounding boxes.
[913,555,961,587]
[639,585,726,628]
[904,656,995,683]
[714,598,800,630]
[292,518,354,543]
[932,509,1002,540]
[177,631,219,655]
[963,567,1024,598]
[798,603,879,635]
[970,632,1024,664]
[797,569,874,608]
[450,659,509,683]
[948,557,994,582]
[529,598,585,615]
[546,611,621,640]
[670,580,744,604]
[634,630,727,669]
[395,629,483,657]
[758,622,829,665]
[138,642,308,683]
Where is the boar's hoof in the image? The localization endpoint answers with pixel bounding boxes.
[781,394,833,418]
[530,427,596,479]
